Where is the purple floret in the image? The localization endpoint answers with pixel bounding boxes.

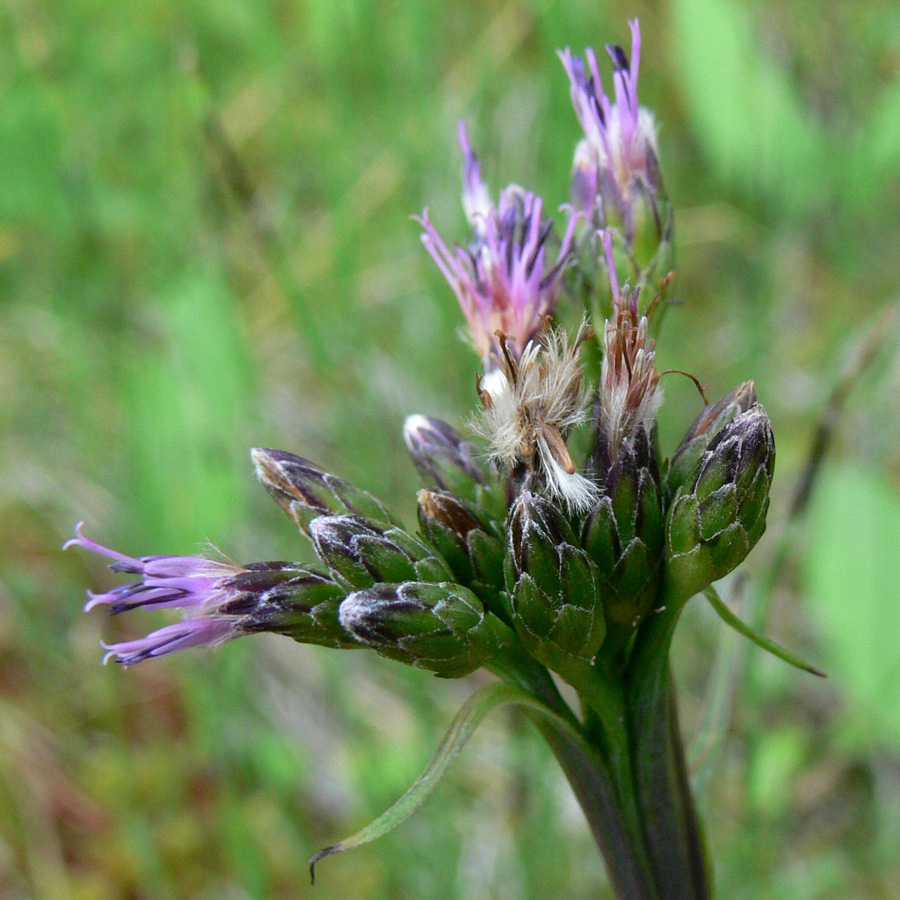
[559,20,660,230]
[66,522,242,665]
[417,127,577,364]
[100,617,235,666]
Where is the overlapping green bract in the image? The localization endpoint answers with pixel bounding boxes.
[584,426,664,629]
[339,581,496,677]
[248,380,774,682]
[507,491,606,673]
[222,563,359,650]
[665,403,775,601]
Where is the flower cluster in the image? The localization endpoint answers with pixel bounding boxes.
[69,17,773,683]
[69,21,788,899]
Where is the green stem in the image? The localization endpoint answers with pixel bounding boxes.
[626,595,712,900]
[489,648,660,900]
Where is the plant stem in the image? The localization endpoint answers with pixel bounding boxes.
[626,595,712,900]
[489,649,660,899]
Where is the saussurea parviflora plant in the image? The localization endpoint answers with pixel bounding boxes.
[68,19,823,899]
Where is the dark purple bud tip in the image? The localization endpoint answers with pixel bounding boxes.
[608,43,630,71]
[403,415,485,491]
[251,447,330,511]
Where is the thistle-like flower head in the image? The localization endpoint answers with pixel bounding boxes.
[67,523,351,663]
[559,20,662,232]
[597,230,662,462]
[474,321,598,511]
[417,123,577,364]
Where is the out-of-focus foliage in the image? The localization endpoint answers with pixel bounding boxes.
[804,464,900,748]
[2,0,899,897]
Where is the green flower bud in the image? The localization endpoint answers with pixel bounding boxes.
[252,448,401,536]
[338,582,494,677]
[417,490,507,619]
[666,404,775,600]
[221,563,359,649]
[582,427,664,627]
[508,492,606,673]
[665,382,756,501]
[311,515,453,590]
[403,415,487,502]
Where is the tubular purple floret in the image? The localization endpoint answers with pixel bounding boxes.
[458,121,491,229]
[605,19,642,143]
[66,523,239,615]
[558,46,612,161]
[100,618,235,666]
[66,523,249,665]
[417,183,577,362]
[601,229,623,308]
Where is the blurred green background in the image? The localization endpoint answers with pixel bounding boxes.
[3,0,900,897]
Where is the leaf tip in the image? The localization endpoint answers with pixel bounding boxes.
[309,843,341,885]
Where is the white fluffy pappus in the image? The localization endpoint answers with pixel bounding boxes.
[473,321,600,512]
[599,310,663,457]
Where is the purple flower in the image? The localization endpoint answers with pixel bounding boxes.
[417,123,577,365]
[66,522,247,665]
[559,20,662,237]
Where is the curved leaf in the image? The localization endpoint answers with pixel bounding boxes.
[703,586,825,677]
[309,680,586,882]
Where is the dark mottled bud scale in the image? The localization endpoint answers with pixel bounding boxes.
[217,562,358,649]
[507,492,605,674]
[338,581,495,677]
[666,404,775,600]
[665,382,756,501]
[404,415,507,524]
[582,426,664,627]
[311,514,453,591]
[416,489,507,620]
[403,416,485,499]
[252,448,401,536]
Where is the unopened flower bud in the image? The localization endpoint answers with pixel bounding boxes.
[666,404,775,600]
[507,492,606,673]
[582,426,663,627]
[403,415,487,504]
[417,489,507,620]
[665,382,756,499]
[338,581,494,677]
[311,515,453,590]
[252,448,400,537]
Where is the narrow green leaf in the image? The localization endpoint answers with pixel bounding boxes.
[309,681,585,882]
[703,586,825,677]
